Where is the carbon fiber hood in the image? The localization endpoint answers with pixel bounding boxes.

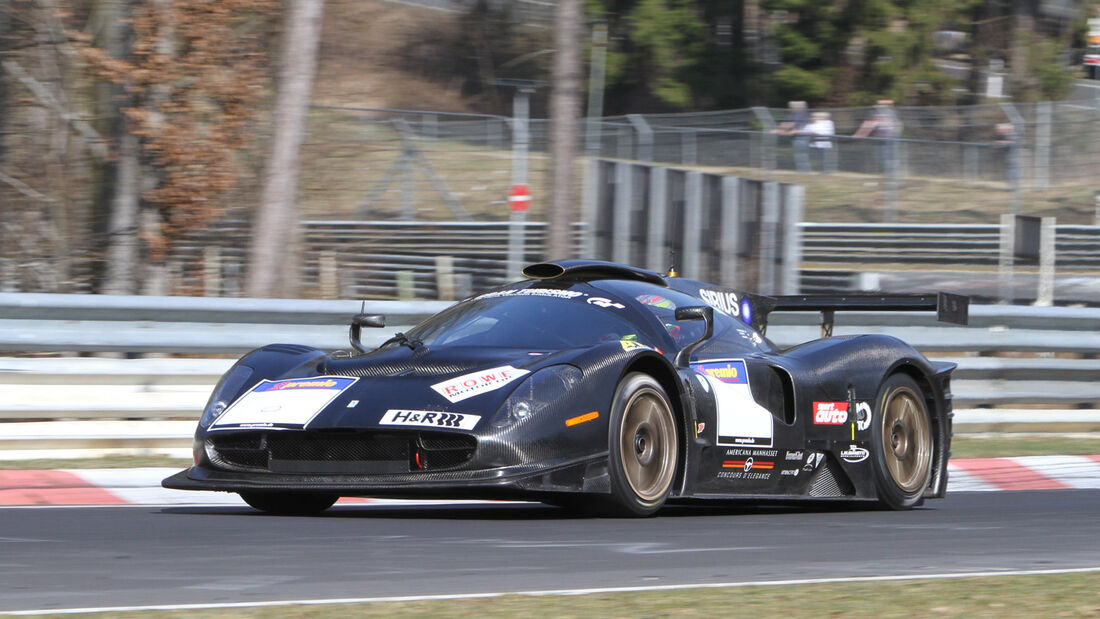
[295,345,585,430]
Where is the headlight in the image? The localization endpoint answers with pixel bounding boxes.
[493,365,582,429]
[198,364,255,428]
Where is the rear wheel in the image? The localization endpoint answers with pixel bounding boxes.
[870,374,933,510]
[239,492,339,515]
[606,373,679,516]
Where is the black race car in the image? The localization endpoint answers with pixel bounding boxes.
[164,260,968,516]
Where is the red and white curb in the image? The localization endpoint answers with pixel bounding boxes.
[2,456,1100,506]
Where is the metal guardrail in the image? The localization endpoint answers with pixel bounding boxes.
[1,296,1097,457]
[0,293,451,353]
[799,222,1100,270]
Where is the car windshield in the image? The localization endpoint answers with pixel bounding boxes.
[403,288,641,350]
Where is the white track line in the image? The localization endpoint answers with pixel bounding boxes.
[5,566,1100,616]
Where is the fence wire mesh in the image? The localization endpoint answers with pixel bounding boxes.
[2,100,1099,296]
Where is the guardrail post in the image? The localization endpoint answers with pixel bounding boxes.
[580,157,599,258]
[613,162,632,264]
[1035,217,1056,306]
[647,166,668,272]
[435,255,455,301]
[203,246,221,297]
[780,184,804,295]
[319,251,337,299]
[999,213,1016,304]
[759,181,780,294]
[683,171,703,278]
[719,177,741,288]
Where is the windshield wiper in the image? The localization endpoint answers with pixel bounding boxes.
[379,332,423,351]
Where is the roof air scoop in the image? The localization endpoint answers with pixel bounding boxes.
[522,262,567,279]
[521,260,667,285]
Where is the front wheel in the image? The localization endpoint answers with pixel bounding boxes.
[870,374,933,510]
[239,492,339,515]
[606,373,679,516]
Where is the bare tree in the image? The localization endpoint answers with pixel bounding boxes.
[247,0,325,298]
[546,0,582,261]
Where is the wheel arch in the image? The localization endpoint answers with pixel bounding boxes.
[882,359,950,499]
[620,353,690,494]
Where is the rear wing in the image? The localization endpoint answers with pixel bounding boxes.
[759,292,969,337]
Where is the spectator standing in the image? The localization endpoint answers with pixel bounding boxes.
[776,101,810,172]
[854,99,903,175]
[806,111,835,173]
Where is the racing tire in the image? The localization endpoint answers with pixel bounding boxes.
[606,372,679,516]
[870,374,933,510]
[239,492,339,516]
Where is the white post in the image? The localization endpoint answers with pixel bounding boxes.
[998,213,1016,304]
[646,167,668,272]
[683,171,703,278]
[719,176,741,288]
[203,246,221,297]
[435,254,455,301]
[1035,217,1056,306]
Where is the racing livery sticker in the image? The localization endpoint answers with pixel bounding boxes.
[692,359,774,448]
[380,409,481,430]
[722,457,774,471]
[699,288,742,317]
[803,451,825,471]
[693,361,746,384]
[474,289,585,301]
[587,297,625,309]
[431,365,530,403]
[813,401,849,425]
[210,376,358,431]
[840,444,870,463]
[855,401,872,431]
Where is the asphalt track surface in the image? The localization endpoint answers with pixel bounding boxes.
[2,490,1099,613]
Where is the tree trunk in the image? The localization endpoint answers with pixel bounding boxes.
[92,0,136,294]
[247,0,325,298]
[102,126,140,294]
[546,0,582,261]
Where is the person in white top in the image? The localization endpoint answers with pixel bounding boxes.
[806,111,835,173]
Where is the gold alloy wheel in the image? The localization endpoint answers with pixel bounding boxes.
[880,386,932,494]
[618,387,678,502]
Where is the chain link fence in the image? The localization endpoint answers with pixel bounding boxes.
[2,100,1099,295]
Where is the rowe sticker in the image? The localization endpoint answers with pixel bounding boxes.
[380,409,481,430]
[813,401,849,425]
[431,365,530,403]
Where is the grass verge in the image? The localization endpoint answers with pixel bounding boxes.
[58,572,1100,618]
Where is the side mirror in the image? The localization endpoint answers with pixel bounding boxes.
[350,314,385,354]
[673,305,714,368]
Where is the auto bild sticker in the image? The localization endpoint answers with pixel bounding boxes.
[209,376,358,431]
[840,444,870,463]
[380,409,481,430]
[813,401,849,425]
[855,401,872,431]
[431,365,530,403]
[691,359,773,448]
